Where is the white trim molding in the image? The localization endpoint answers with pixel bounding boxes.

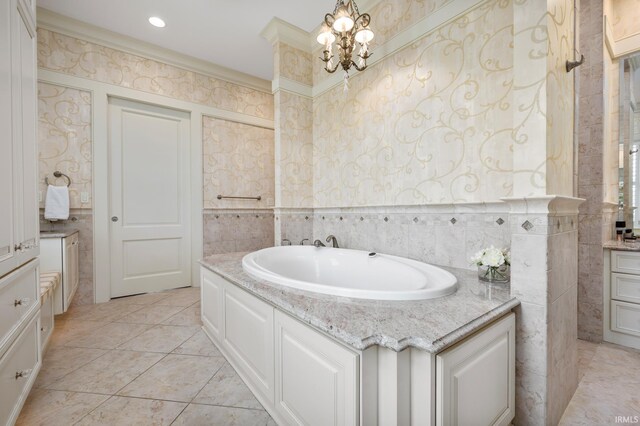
[604,14,640,59]
[271,77,313,98]
[260,17,310,51]
[36,7,272,93]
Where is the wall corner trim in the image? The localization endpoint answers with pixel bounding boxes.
[272,77,313,98]
[36,7,272,93]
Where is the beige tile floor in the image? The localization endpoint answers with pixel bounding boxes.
[560,339,640,425]
[19,287,640,426]
[17,287,275,426]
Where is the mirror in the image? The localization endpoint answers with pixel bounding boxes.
[618,53,640,232]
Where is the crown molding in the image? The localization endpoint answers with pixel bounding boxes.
[260,17,310,52]
[36,7,272,93]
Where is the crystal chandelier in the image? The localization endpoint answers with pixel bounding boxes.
[316,0,374,81]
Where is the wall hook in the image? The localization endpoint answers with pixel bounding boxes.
[566,53,584,72]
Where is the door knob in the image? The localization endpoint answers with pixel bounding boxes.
[111,216,119,222]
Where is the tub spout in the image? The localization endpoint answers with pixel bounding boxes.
[326,235,339,248]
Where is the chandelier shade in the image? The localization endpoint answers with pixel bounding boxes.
[317,0,374,76]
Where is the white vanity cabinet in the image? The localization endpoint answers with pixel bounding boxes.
[40,232,80,314]
[436,313,515,426]
[0,0,39,279]
[201,266,516,426]
[605,250,640,349]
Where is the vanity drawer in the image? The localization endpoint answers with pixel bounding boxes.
[611,300,640,338]
[611,273,640,304]
[0,312,41,426]
[0,259,39,354]
[611,251,640,275]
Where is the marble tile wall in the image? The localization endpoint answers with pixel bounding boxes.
[575,0,617,342]
[203,210,274,256]
[276,204,511,272]
[275,209,314,247]
[507,202,580,425]
[40,210,94,306]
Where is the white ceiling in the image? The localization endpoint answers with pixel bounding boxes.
[37,0,335,81]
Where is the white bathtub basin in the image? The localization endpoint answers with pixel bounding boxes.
[241,246,457,301]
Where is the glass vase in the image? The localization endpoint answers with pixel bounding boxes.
[478,264,510,283]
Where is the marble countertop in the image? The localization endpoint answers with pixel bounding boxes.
[200,253,520,353]
[39,229,79,239]
[603,240,640,251]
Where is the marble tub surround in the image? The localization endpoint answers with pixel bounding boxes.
[503,196,583,425]
[274,208,314,246]
[17,287,276,425]
[203,209,274,257]
[310,203,511,271]
[40,210,94,307]
[201,252,519,353]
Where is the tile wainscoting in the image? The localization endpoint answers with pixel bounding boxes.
[40,209,94,306]
[277,204,511,272]
[203,209,275,256]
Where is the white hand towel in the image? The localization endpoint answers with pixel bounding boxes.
[44,184,70,221]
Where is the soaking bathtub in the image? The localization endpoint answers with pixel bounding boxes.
[241,245,458,300]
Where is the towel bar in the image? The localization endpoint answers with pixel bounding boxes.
[217,195,261,201]
[45,171,71,187]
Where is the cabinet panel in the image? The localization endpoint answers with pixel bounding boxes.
[611,300,640,337]
[0,259,39,356]
[223,283,274,403]
[0,312,40,426]
[611,273,640,304]
[611,251,640,275]
[275,311,358,426]
[64,234,79,310]
[0,0,16,278]
[436,313,515,426]
[201,268,224,343]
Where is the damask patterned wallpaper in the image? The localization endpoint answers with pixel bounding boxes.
[37,29,273,120]
[312,0,515,206]
[38,83,92,209]
[203,117,275,209]
[312,0,455,86]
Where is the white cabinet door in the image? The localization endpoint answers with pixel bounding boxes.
[223,283,275,404]
[10,0,38,269]
[274,311,359,426]
[0,0,16,278]
[201,268,224,344]
[436,313,515,426]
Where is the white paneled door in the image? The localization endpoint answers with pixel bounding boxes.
[108,98,191,298]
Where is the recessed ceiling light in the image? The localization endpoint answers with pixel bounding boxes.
[148,16,166,28]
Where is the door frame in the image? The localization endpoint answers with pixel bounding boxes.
[38,69,274,303]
